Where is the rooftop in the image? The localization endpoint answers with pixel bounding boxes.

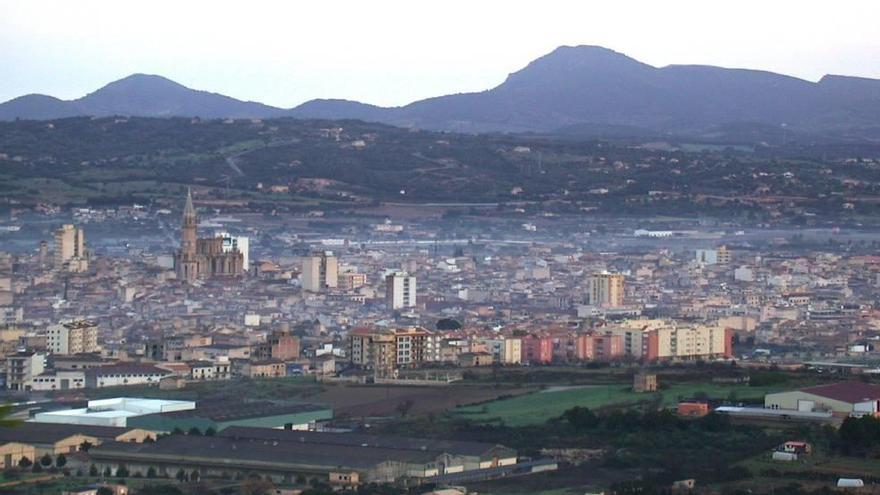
[799,382,880,404]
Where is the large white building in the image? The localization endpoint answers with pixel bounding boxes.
[32,398,195,427]
[386,271,417,310]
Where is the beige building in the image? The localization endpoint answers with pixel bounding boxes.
[503,337,522,364]
[47,320,99,355]
[0,442,36,469]
[54,224,88,272]
[651,324,731,360]
[588,272,624,307]
[633,373,657,393]
[302,251,338,292]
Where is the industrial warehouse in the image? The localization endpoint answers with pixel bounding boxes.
[87,426,531,485]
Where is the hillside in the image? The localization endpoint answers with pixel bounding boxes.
[1,117,879,224]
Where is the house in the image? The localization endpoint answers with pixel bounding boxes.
[782,441,812,455]
[677,401,710,417]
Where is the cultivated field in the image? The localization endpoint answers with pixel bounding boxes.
[454,381,792,426]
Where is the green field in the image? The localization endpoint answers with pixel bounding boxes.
[454,382,790,426]
[739,448,880,479]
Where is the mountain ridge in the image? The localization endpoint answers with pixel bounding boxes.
[2,46,879,138]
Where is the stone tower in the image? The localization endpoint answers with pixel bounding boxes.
[175,188,200,282]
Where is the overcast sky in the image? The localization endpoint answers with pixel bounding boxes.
[2,0,879,108]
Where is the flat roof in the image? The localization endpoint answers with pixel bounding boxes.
[32,398,195,422]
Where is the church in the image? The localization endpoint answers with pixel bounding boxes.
[174,189,245,282]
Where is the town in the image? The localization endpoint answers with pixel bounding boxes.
[0,177,879,494]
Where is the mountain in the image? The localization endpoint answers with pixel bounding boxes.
[0,74,284,120]
[2,47,880,139]
[0,94,84,120]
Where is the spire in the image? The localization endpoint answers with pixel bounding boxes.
[183,187,195,218]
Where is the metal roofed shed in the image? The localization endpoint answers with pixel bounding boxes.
[126,400,332,433]
[764,382,880,417]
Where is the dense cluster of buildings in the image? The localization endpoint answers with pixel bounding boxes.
[0,188,877,393]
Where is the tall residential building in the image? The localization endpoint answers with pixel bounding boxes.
[386,272,417,310]
[646,325,733,361]
[588,272,625,307]
[302,251,338,292]
[174,189,245,282]
[349,328,396,378]
[54,224,88,272]
[716,245,731,265]
[46,320,99,355]
[604,320,732,361]
[349,327,431,377]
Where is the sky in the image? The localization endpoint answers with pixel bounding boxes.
[1,0,879,108]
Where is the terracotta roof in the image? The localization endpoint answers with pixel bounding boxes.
[800,382,880,404]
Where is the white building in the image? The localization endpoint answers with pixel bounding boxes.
[28,370,86,391]
[386,271,417,310]
[32,398,195,427]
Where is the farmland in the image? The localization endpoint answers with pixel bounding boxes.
[454,381,793,426]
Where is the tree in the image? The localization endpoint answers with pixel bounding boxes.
[115,464,129,477]
[204,427,216,436]
[18,456,32,468]
[562,406,599,431]
[241,477,275,495]
[103,466,112,477]
[80,440,93,452]
[0,403,20,429]
[187,427,202,436]
[56,453,67,468]
[176,468,187,482]
[147,466,157,478]
[40,453,53,467]
[89,464,99,476]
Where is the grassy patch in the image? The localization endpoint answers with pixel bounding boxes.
[454,381,791,426]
